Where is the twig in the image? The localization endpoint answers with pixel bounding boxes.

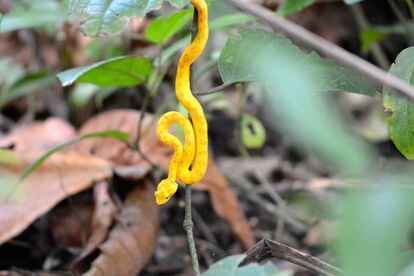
[195,82,238,96]
[387,0,414,45]
[254,172,286,241]
[226,173,307,233]
[195,78,253,96]
[183,7,201,276]
[240,239,343,276]
[233,87,288,240]
[183,185,200,275]
[192,207,219,246]
[349,4,390,69]
[406,0,414,18]
[225,0,414,101]
[134,39,168,170]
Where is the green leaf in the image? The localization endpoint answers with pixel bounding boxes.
[0,0,67,32]
[69,0,190,36]
[146,9,193,43]
[219,29,378,95]
[360,29,388,54]
[19,130,129,183]
[203,255,282,275]
[221,29,375,174]
[241,113,266,149]
[57,56,153,87]
[277,0,315,17]
[383,47,414,159]
[0,71,56,108]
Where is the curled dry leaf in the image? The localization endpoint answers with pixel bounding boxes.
[72,109,254,249]
[0,151,112,245]
[74,181,118,262]
[81,181,159,276]
[0,118,76,152]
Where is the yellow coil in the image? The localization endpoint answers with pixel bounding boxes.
[155,0,209,205]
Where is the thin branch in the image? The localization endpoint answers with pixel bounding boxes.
[225,0,414,101]
[240,239,343,276]
[195,82,235,95]
[194,80,253,96]
[406,0,414,19]
[387,0,414,44]
[183,185,200,275]
[349,4,390,69]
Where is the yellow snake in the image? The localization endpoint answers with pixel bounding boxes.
[154,0,209,205]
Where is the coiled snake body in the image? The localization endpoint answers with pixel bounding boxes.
[155,0,209,205]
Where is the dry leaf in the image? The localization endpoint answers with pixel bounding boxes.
[0,118,76,152]
[0,151,112,245]
[81,181,159,276]
[72,109,254,249]
[74,181,118,262]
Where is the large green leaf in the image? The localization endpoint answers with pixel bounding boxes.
[220,28,375,174]
[277,0,315,17]
[146,9,193,43]
[383,47,414,159]
[57,56,153,87]
[219,29,378,95]
[69,0,190,36]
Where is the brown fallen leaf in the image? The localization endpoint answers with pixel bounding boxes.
[0,118,76,151]
[71,109,254,249]
[73,181,118,262]
[80,181,160,276]
[0,151,112,245]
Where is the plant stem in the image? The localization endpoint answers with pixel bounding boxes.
[349,4,390,70]
[406,0,414,19]
[225,0,414,100]
[183,6,201,276]
[184,185,200,275]
[387,0,414,45]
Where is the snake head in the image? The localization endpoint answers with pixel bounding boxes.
[155,179,178,205]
